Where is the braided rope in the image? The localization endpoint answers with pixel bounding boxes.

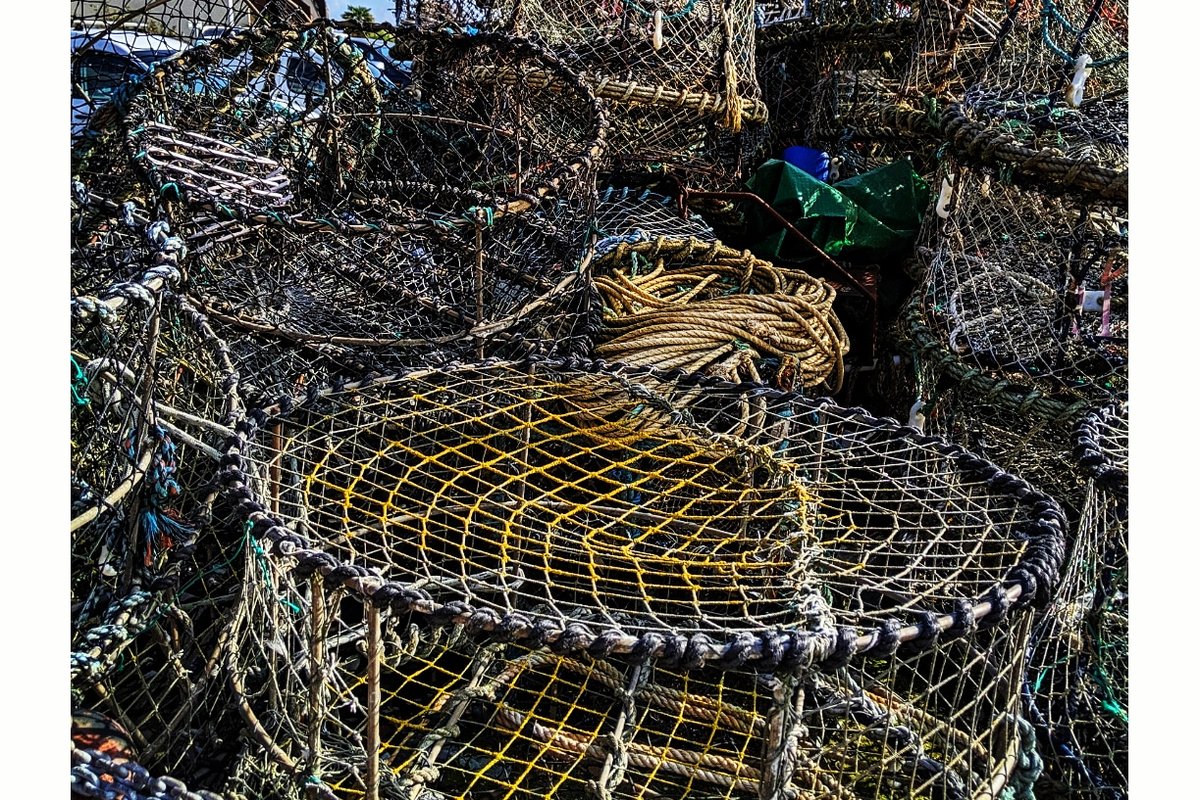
[593,237,848,391]
[71,744,228,800]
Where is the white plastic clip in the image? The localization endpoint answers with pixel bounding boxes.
[1067,54,1093,108]
[935,175,955,220]
[652,10,664,51]
[1081,290,1106,313]
[907,399,926,433]
[827,157,841,182]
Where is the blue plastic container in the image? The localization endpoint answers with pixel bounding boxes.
[781,145,832,182]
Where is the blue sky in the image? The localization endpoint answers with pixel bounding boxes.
[326,2,397,24]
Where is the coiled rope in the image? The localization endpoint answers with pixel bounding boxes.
[594,238,849,391]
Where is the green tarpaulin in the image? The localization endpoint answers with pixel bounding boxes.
[744,158,931,263]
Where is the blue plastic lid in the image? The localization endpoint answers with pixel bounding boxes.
[782,145,832,182]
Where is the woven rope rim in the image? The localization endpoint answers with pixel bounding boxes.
[1072,399,1128,491]
[121,20,608,235]
[71,744,229,800]
[218,353,1066,672]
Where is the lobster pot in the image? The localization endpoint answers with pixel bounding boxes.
[754,2,975,179]
[70,287,248,797]
[593,237,849,391]
[217,358,1065,799]
[120,23,605,393]
[410,0,767,186]
[906,156,1127,420]
[1023,401,1127,799]
[946,0,1127,187]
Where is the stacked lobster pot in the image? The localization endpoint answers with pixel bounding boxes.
[938,0,1128,197]
[119,22,607,400]
[899,151,1126,514]
[212,357,1065,799]
[897,142,1126,793]
[754,0,979,180]
[70,202,249,794]
[402,1,768,187]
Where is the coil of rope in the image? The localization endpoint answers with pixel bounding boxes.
[594,237,849,392]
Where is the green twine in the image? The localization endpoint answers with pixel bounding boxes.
[625,0,699,21]
[1041,0,1128,68]
[249,523,302,615]
[465,205,495,227]
[71,355,91,406]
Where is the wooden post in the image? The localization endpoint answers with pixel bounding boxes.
[309,574,325,779]
[365,603,382,800]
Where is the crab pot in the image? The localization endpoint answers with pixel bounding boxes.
[70,209,243,602]
[405,0,767,187]
[904,156,1127,423]
[70,278,248,797]
[592,237,849,391]
[217,357,1065,799]
[754,1,977,180]
[120,23,605,394]
[1023,401,1127,799]
[940,0,1127,195]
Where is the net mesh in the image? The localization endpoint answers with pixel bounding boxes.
[1023,401,1127,799]
[210,358,1064,799]
[402,1,766,186]
[117,22,604,394]
[904,156,1127,424]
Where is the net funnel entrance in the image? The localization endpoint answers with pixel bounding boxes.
[120,23,606,393]
[904,157,1127,425]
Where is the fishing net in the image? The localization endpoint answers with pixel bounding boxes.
[754,1,974,180]
[940,0,1128,198]
[593,237,849,390]
[404,1,767,186]
[1023,401,1127,799]
[593,184,719,244]
[214,357,1065,799]
[903,156,1127,425]
[118,22,605,394]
